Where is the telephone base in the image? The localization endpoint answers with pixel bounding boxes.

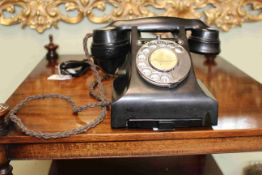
[110,27,218,130]
[111,76,218,130]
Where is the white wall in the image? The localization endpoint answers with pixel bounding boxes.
[0,20,262,102]
[0,20,262,175]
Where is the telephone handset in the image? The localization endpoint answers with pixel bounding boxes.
[91,16,220,74]
[91,17,220,129]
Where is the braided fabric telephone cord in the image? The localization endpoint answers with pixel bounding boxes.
[5,33,111,139]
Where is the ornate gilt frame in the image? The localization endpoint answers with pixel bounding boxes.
[0,0,261,33]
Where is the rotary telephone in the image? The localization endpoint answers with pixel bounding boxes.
[7,17,220,140]
[90,17,220,130]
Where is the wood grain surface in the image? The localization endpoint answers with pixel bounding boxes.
[7,136,262,159]
[1,54,262,158]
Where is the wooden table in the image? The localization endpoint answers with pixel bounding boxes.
[0,55,261,174]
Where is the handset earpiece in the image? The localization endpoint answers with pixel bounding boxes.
[91,27,130,74]
[188,28,220,55]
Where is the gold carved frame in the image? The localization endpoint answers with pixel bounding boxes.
[0,0,262,33]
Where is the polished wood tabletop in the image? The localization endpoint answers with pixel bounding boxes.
[1,54,262,159]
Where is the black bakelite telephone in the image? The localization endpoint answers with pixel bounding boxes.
[8,17,220,139]
[61,17,220,130]
[89,17,220,130]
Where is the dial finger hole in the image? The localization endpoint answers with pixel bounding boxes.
[142,48,150,54]
[168,43,175,48]
[138,54,146,61]
[142,69,151,76]
[161,75,170,83]
[175,47,183,53]
[149,44,157,49]
[138,62,147,69]
[150,74,160,81]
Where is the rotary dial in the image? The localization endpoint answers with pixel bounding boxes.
[136,39,191,88]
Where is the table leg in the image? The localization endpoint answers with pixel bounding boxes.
[0,103,10,137]
[0,146,13,175]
